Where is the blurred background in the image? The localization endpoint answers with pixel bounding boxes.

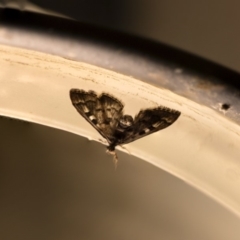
[1,0,239,72]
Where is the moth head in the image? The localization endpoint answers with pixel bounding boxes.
[119,115,133,128]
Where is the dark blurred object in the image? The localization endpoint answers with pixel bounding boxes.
[0,0,240,73]
[1,9,240,125]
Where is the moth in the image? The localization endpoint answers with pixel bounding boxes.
[70,89,181,166]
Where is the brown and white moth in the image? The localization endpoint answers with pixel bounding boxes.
[70,89,181,166]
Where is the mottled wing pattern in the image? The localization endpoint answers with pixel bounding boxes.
[117,107,181,145]
[70,89,123,143]
[70,89,100,126]
[99,93,124,130]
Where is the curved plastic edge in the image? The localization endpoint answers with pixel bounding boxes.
[0,44,240,217]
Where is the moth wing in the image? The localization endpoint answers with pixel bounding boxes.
[70,89,123,143]
[99,93,124,129]
[70,89,109,141]
[118,107,181,145]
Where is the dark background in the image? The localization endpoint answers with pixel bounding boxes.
[1,0,239,72]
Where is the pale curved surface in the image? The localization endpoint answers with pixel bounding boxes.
[0,45,240,219]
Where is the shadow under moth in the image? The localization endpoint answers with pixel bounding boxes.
[70,89,181,167]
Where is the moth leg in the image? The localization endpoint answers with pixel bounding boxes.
[106,149,118,169]
[119,145,131,155]
[98,138,109,146]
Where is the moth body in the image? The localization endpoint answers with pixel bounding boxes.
[70,88,181,165]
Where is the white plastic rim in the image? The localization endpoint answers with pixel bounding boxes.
[0,44,240,217]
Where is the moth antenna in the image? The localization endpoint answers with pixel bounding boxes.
[106,149,118,169]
